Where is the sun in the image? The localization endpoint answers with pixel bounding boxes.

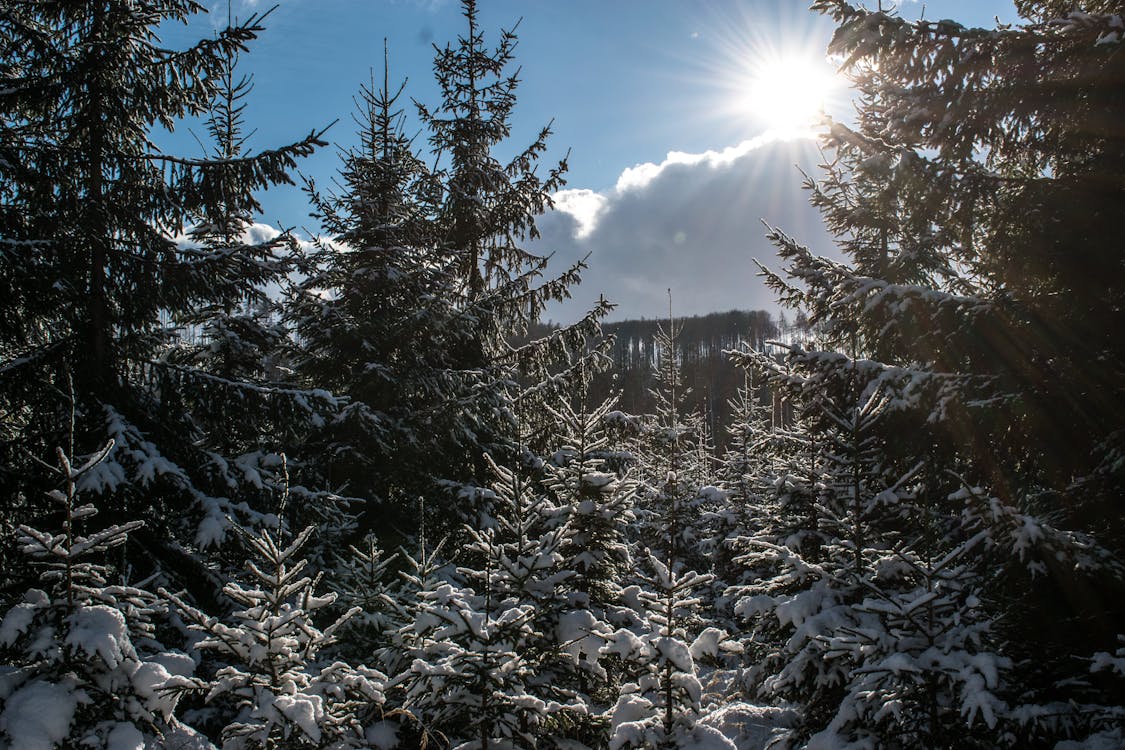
[663,4,848,145]
[747,56,840,135]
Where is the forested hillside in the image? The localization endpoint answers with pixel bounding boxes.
[1,1,1122,749]
[530,310,780,451]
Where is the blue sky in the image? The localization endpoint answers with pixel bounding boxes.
[164,0,1020,321]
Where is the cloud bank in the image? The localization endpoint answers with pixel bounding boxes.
[536,134,838,323]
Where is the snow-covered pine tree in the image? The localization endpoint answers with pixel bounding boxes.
[709,366,784,629]
[0,1,337,606]
[287,47,463,541]
[543,395,636,622]
[540,394,637,742]
[327,533,403,664]
[727,319,1019,747]
[604,551,739,750]
[606,307,739,749]
[720,354,829,694]
[415,0,613,489]
[812,531,1010,748]
[400,452,582,748]
[0,438,195,749]
[377,537,454,746]
[734,2,1125,742]
[161,523,387,749]
[628,313,717,581]
[170,8,356,571]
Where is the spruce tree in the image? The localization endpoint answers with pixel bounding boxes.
[288,50,455,537]
[739,1,1125,743]
[0,438,194,749]
[291,2,612,540]
[416,0,613,485]
[162,524,387,749]
[0,1,333,604]
[607,308,739,749]
[400,453,580,749]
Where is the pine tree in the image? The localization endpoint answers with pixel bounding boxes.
[162,524,387,749]
[0,437,194,748]
[605,307,739,749]
[604,552,740,750]
[737,1,1125,742]
[288,48,459,538]
[177,4,295,402]
[543,395,636,607]
[0,1,334,605]
[415,0,613,487]
[539,395,638,743]
[629,315,713,577]
[290,4,612,541]
[400,453,580,749]
[328,533,403,664]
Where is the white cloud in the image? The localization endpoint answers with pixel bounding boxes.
[175,221,329,258]
[613,131,800,194]
[552,189,607,239]
[534,135,840,323]
[243,221,282,245]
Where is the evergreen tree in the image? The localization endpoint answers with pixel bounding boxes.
[542,395,636,627]
[540,395,638,743]
[400,453,581,749]
[711,369,773,594]
[736,1,1125,742]
[629,317,713,577]
[328,533,404,664]
[162,524,387,749]
[177,4,295,405]
[288,50,457,537]
[727,343,1012,747]
[607,308,739,749]
[416,0,613,482]
[0,1,333,604]
[0,438,193,749]
[291,3,612,540]
[604,552,739,750]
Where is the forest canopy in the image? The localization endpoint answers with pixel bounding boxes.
[0,1,1122,749]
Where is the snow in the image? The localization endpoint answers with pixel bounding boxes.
[273,693,325,742]
[1055,728,1125,749]
[684,723,738,750]
[557,609,610,679]
[602,628,646,660]
[608,694,652,748]
[195,512,228,549]
[365,720,399,750]
[691,627,740,661]
[145,722,217,750]
[654,636,694,672]
[0,680,78,750]
[0,589,48,646]
[132,653,195,719]
[107,722,145,750]
[65,605,132,669]
[701,703,797,750]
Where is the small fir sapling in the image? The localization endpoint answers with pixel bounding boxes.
[161,522,386,749]
[400,453,585,748]
[327,533,407,663]
[0,439,195,749]
[607,302,740,749]
[604,553,740,750]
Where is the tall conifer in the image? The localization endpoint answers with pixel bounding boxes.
[0,2,331,600]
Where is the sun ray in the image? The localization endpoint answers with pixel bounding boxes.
[663,3,848,143]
